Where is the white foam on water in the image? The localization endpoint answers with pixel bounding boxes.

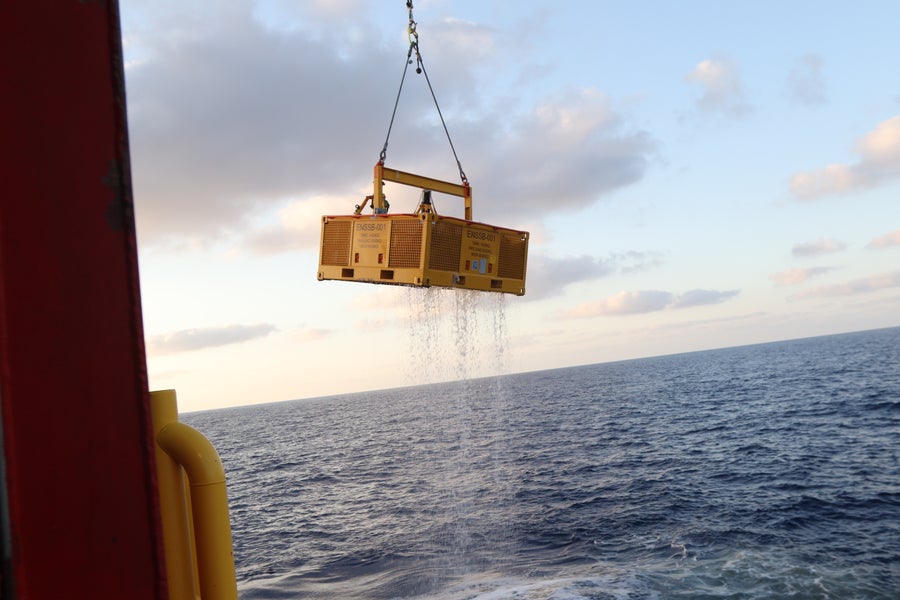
[635,544,883,599]
[418,570,646,600]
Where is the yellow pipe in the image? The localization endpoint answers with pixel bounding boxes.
[155,397,239,600]
[150,390,237,600]
[151,390,200,600]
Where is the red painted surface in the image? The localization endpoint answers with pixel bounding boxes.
[0,1,167,598]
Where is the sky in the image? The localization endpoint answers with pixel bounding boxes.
[120,0,900,412]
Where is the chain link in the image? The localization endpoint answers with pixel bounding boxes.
[380,1,468,186]
[407,1,418,51]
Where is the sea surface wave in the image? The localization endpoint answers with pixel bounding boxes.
[187,327,900,599]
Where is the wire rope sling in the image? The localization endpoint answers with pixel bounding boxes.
[317,1,529,296]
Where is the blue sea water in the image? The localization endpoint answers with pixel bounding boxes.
[185,326,900,599]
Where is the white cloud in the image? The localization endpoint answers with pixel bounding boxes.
[559,288,739,319]
[790,115,900,200]
[305,0,365,20]
[567,290,673,317]
[770,267,834,286]
[519,254,615,301]
[684,56,751,117]
[354,317,392,333]
[290,327,333,342]
[238,194,357,255]
[147,323,277,355]
[464,88,654,225]
[524,251,664,301]
[125,4,407,245]
[124,2,655,250]
[669,288,740,309]
[867,229,900,249]
[428,17,496,64]
[786,54,826,106]
[789,164,856,198]
[789,270,900,300]
[349,287,408,313]
[791,238,847,257]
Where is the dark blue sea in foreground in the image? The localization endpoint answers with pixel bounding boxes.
[186,326,900,599]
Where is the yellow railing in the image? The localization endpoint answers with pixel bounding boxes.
[151,390,238,600]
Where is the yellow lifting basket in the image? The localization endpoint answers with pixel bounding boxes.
[317,162,529,296]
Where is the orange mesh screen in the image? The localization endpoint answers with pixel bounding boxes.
[388,219,423,268]
[321,220,351,266]
[498,232,526,279]
[428,220,462,272]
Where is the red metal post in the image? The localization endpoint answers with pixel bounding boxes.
[0,1,167,598]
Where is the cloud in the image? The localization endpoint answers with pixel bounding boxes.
[789,165,855,198]
[125,4,408,245]
[770,267,834,286]
[786,54,826,106]
[792,238,847,257]
[559,288,739,319]
[456,88,655,226]
[789,270,900,300]
[349,286,408,312]
[617,250,666,274]
[354,317,393,333]
[867,229,900,249]
[789,115,900,200]
[524,251,664,301]
[427,17,497,66]
[238,195,353,255]
[684,56,751,117]
[291,327,333,342]
[304,0,365,21]
[669,288,740,309]
[124,5,655,248]
[147,323,277,355]
[567,290,672,317]
[345,286,429,331]
[526,255,614,301]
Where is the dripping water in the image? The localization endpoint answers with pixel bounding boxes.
[404,287,515,578]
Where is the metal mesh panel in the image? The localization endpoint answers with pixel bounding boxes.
[388,219,423,268]
[428,220,462,272]
[321,220,351,266]
[498,232,526,279]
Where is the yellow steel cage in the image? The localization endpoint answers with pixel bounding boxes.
[317,164,529,295]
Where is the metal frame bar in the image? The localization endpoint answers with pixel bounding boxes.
[373,162,473,220]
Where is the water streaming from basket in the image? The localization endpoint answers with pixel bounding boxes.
[404,288,514,581]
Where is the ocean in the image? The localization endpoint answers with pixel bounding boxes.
[185,325,900,599]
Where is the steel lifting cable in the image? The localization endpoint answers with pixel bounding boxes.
[379,1,469,186]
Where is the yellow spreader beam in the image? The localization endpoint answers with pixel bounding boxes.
[374,163,473,220]
[317,163,529,295]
